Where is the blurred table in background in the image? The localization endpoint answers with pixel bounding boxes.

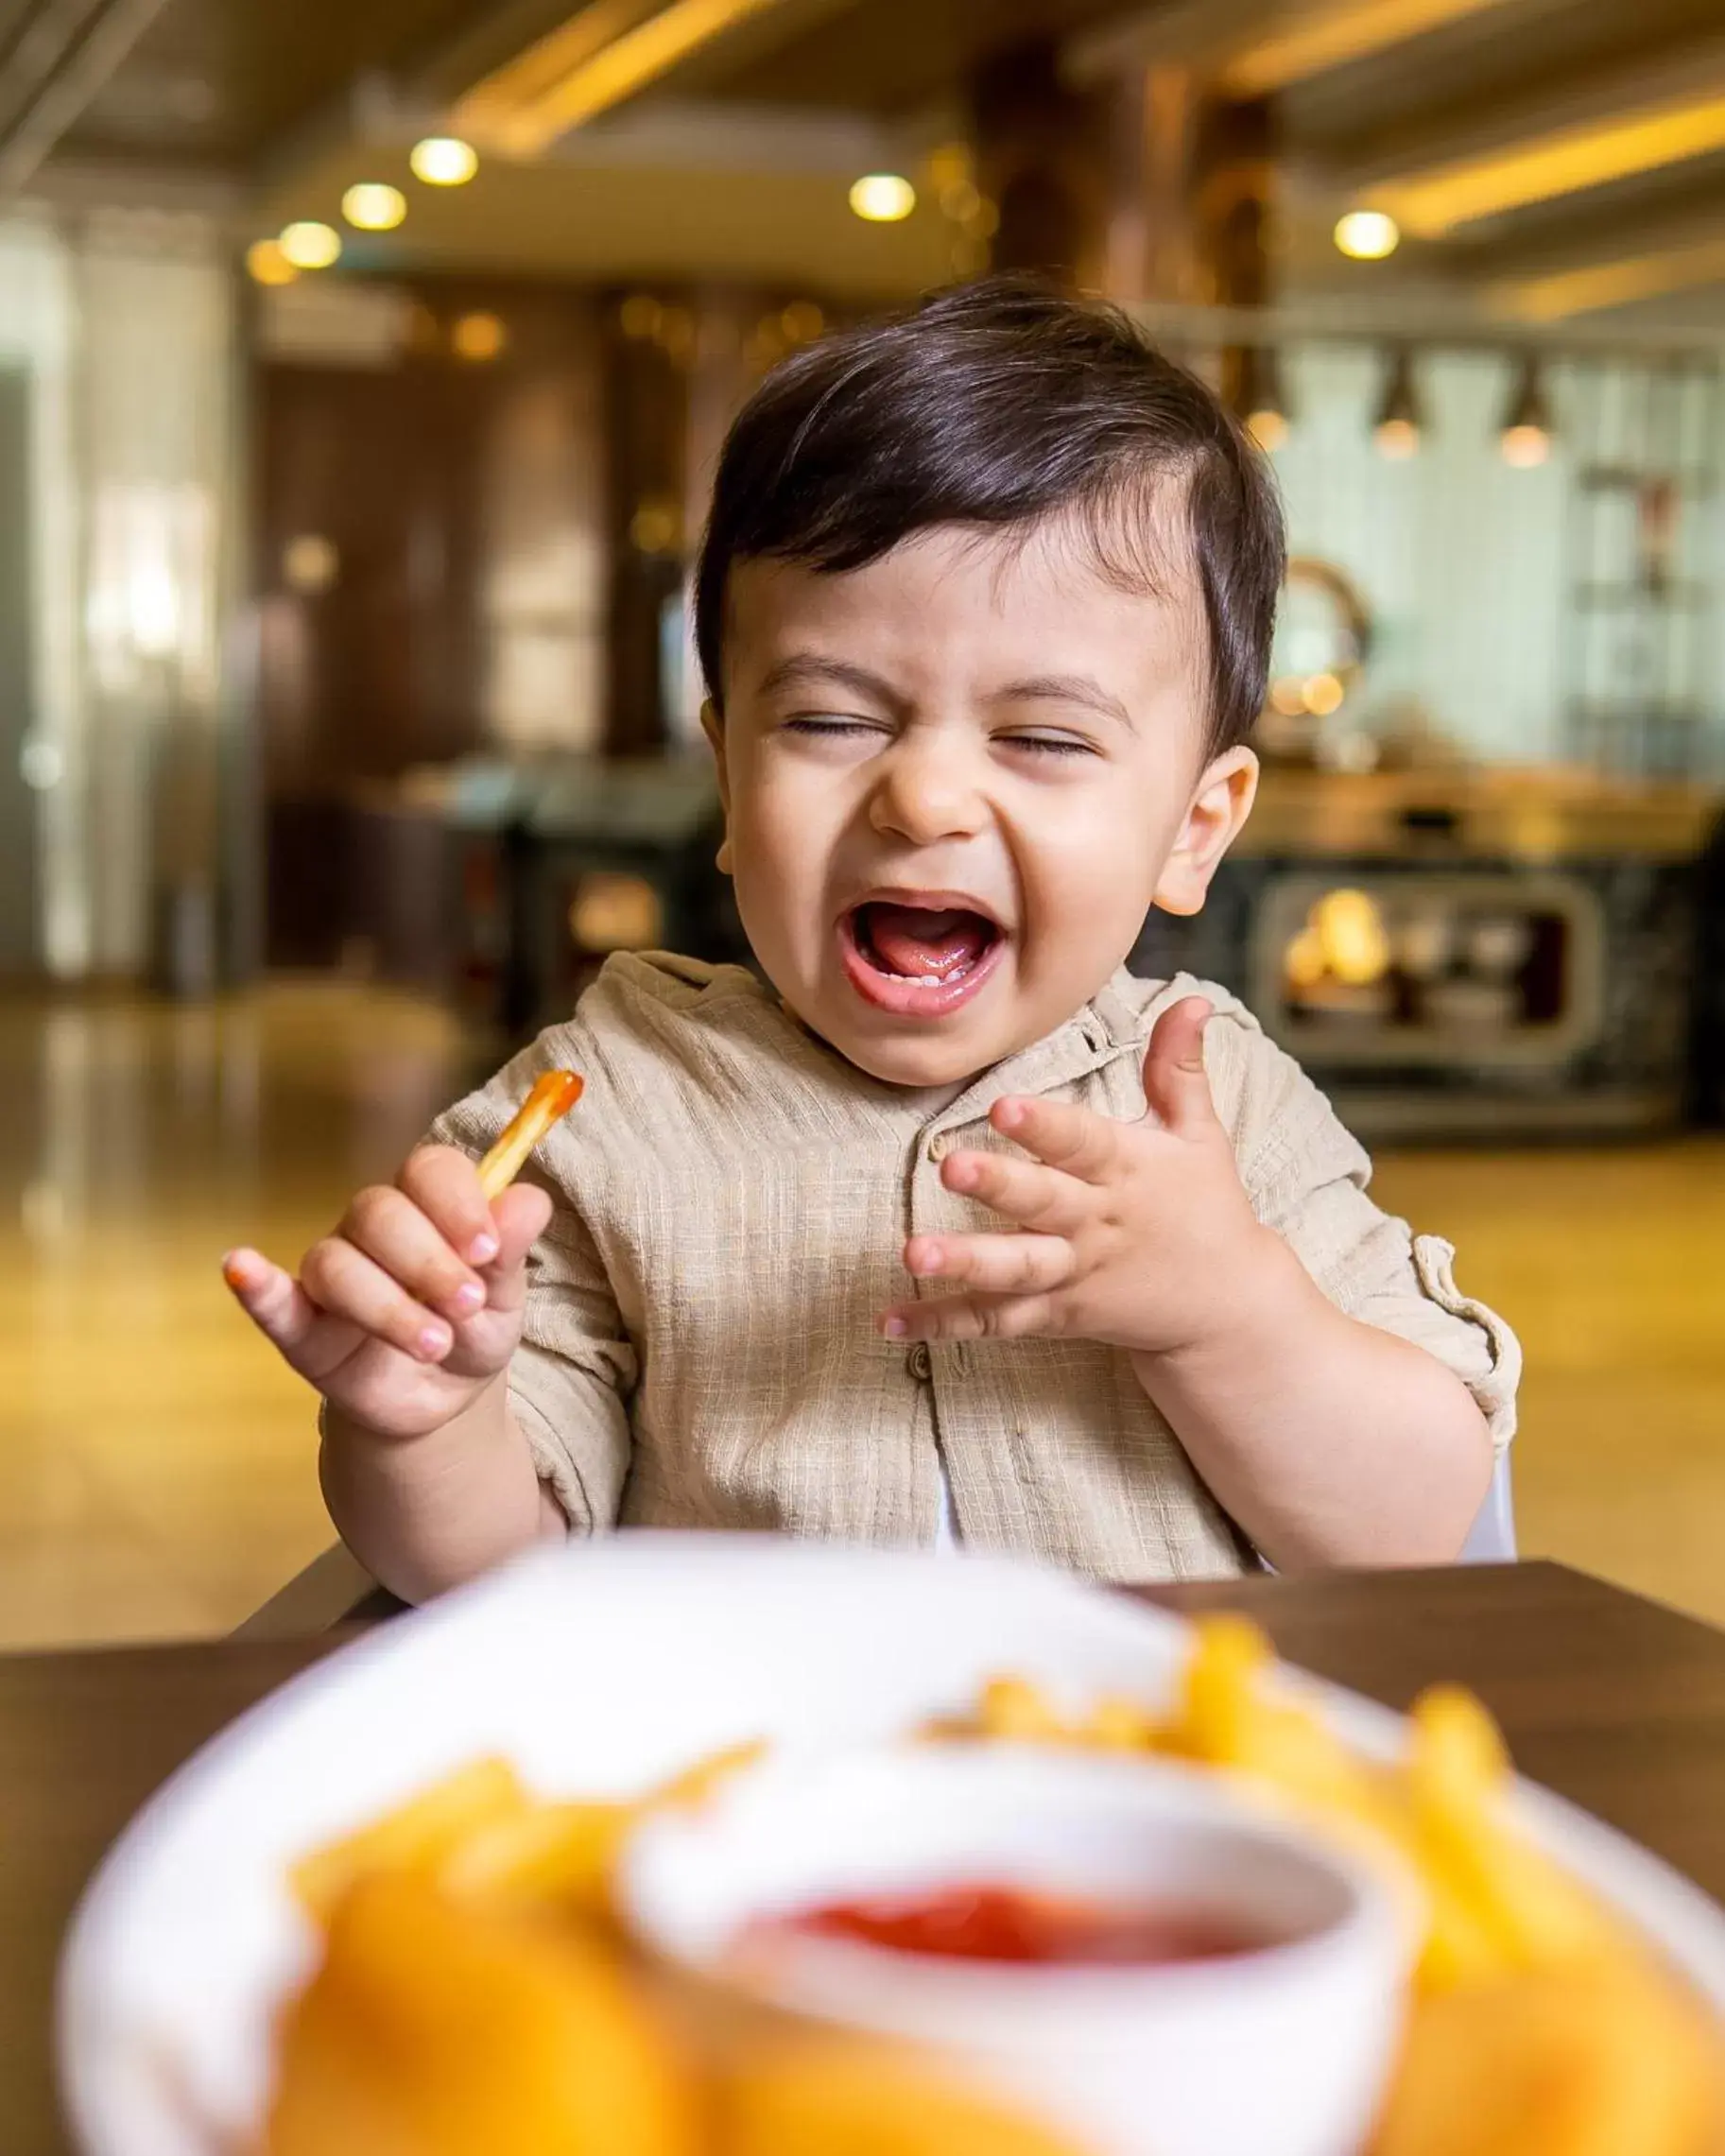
[272,757,740,1046]
[1137,765,1722,1142]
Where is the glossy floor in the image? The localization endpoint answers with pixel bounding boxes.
[0,984,1721,1648]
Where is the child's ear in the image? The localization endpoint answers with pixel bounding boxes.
[699,699,734,875]
[1153,746,1257,918]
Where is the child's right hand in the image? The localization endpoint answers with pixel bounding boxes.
[222,1147,554,1441]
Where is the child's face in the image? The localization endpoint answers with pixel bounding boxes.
[705,518,1256,1089]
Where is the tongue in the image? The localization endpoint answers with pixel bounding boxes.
[865,905,993,980]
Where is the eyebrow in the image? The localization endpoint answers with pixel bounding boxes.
[757,654,903,709]
[994,675,1136,731]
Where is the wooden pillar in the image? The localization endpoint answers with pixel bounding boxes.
[970,40,1111,291]
[600,289,690,758]
[1190,93,1278,416]
[969,38,1277,319]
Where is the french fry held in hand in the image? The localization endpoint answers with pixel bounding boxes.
[476,1070,584,1201]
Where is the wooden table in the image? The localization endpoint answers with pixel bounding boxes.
[9,1561,1725,2156]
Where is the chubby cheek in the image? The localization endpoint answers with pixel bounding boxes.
[728,782,834,971]
[1015,804,1171,970]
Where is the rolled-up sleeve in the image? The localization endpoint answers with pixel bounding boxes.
[430,1044,633,1531]
[1206,1009,1521,1453]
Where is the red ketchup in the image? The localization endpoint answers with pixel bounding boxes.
[769,1884,1262,1967]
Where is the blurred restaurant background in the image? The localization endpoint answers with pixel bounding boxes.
[1,0,1723,1647]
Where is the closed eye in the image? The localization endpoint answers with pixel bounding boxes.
[783,715,887,740]
[999,732,1099,759]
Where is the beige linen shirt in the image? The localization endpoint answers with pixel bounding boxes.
[434,953,1519,1581]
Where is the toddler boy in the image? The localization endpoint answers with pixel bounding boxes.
[225,280,1517,1601]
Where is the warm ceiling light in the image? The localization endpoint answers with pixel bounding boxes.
[1334,208,1399,261]
[1239,345,1290,453]
[452,312,508,362]
[279,221,341,270]
[1501,425,1550,469]
[1303,671,1347,716]
[1371,91,1725,239]
[1500,354,1554,468]
[457,0,802,155]
[1372,348,1423,457]
[849,173,917,223]
[245,238,297,287]
[342,182,406,232]
[411,136,478,186]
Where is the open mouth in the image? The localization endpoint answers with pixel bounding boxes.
[839,898,1006,1018]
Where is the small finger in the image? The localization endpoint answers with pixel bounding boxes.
[222,1248,320,1355]
[341,1184,487,1322]
[991,1095,1119,1182]
[398,1144,501,1267]
[941,1149,1092,1234]
[222,1249,359,1385]
[904,1233,1078,1296]
[1142,995,1218,1133]
[300,1236,454,1363]
[881,1293,1061,1345]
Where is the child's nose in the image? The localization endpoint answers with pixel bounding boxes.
[868,733,988,847]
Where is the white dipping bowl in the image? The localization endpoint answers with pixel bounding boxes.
[621,1744,1415,2156]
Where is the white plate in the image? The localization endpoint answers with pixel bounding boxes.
[58,1536,1725,2156]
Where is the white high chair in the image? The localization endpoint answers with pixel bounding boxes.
[1459,1455,1517,1562]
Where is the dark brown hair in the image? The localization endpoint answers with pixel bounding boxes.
[694,276,1285,755]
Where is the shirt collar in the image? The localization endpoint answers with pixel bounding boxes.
[750,969,1147,1133]
[923,972,1147,1136]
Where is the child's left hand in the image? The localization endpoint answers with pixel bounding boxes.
[881,998,1285,1361]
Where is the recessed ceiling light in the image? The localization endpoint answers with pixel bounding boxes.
[849,173,916,223]
[411,137,478,187]
[1334,209,1400,261]
[245,238,297,287]
[279,221,341,270]
[342,183,406,233]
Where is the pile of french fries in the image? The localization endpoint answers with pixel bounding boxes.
[266,1619,1722,2156]
[946,1621,1722,2156]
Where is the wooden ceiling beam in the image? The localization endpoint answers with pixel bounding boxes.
[1321,27,1725,196]
[1064,0,1523,96]
[1358,95,1725,238]
[450,0,850,157]
[0,0,173,198]
[1490,233,1725,319]
[1447,177,1725,319]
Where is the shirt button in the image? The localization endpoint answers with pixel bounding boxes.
[907,1342,934,1381]
[926,1134,950,1164]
